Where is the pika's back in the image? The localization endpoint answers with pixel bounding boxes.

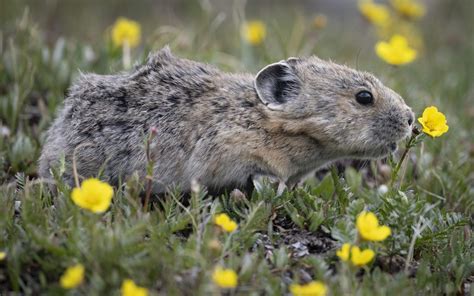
[38,48,260,188]
[68,48,220,112]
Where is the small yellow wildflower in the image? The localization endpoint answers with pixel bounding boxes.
[356,211,391,241]
[417,106,449,137]
[290,281,328,296]
[336,244,375,266]
[375,34,417,65]
[350,246,375,266]
[214,213,238,232]
[0,252,6,261]
[241,21,266,45]
[212,266,238,289]
[121,279,149,296]
[111,17,141,48]
[336,243,351,261]
[358,0,391,27]
[71,178,114,213]
[60,264,85,289]
[313,14,328,29]
[391,0,426,19]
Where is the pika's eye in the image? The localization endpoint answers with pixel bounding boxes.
[355,91,374,105]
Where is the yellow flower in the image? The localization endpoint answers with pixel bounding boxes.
[213,213,238,233]
[111,17,141,48]
[417,106,449,137]
[290,281,328,296]
[241,21,266,45]
[358,0,391,27]
[0,252,6,261]
[313,14,328,29]
[212,266,238,289]
[350,246,375,266]
[60,264,85,289]
[375,34,417,65]
[391,0,426,19]
[121,279,148,296]
[356,211,391,241]
[336,243,351,261]
[71,178,114,213]
[337,244,375,266]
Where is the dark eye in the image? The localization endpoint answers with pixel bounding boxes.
[355,91,374,105]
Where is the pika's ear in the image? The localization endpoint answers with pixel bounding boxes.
[254,62,301,111]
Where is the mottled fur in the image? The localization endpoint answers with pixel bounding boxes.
[39,47,414,193]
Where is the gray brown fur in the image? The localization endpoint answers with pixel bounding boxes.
[39,47,414,193]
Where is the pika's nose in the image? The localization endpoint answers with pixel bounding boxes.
[407,110,415,126]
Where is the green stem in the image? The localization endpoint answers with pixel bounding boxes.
[331,166,347,214]
[390,133,419,187]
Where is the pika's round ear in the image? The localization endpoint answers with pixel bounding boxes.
[254,62,301,111]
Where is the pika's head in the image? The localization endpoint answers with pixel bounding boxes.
[255,57,414,158]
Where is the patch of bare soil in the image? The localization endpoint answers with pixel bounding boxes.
[254,216,337,259]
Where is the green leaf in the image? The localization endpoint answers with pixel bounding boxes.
[345,167,362,192]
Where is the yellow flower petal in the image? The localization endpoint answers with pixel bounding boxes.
[212,267,238,288]
[391,0,426,19]
[350,246,375,266]
[111,17,141,48]
[0,252,6,261]
[336,243,351,261]
[337,244,375,267]
[358,0,391,27]
[356,211,378,231]
[121,279,149,296]
[391,35,408,47]
[241,21,266,45]
[375,34,417,65]
[214,213,238,233]
[222,220,238,232]
[214,213,230,225]
[372,225,392,241]
[290,281,328,296]
[71,178,114,213]
[356,211,391,242]
[60,264,85,289]
[417,106,449,137]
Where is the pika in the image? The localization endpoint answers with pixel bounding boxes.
[39,47,414,195]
